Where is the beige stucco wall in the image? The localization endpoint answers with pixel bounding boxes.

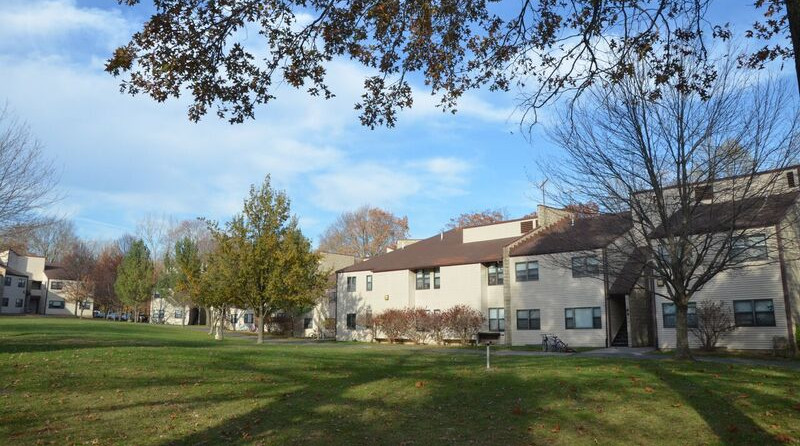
[462,219,536,243]
[0,275,27,314]
[45,279,93,317]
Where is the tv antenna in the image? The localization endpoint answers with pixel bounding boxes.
[537,178,549,206]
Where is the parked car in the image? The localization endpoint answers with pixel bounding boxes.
[93,310,105,319]
[106,312,119,321]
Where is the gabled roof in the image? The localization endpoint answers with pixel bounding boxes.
[339,228,519,273]
[510,212,633,257]
[650,192,799,238]
[45,265,78,281]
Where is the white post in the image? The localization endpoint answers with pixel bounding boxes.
[486,343,491,369]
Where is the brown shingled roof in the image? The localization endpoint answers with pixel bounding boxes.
[45,265,78,281]
[649,192,799,238]
[339,228,520,273]
[510,212,633,257]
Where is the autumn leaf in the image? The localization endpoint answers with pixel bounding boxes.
[551,424,561,433]
[644,386,655,394]
[415,381,425,388]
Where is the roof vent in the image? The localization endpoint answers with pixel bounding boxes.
[520,220,534,233]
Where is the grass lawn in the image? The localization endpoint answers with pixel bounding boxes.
[2,318,800,446]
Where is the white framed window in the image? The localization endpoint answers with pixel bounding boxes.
[571,256,600,278]
[516,309,540,330]
[346,276,356,292]
[50,281,64,290]
[488,308,505,332]
[174,310,184,319]
[366,275,373,291]
[515,261,539,281]
[487,262,504,286]
[733,299,775,327]
[565,307,601,329]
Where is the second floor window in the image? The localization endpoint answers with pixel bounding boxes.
[17,278,26,288]
[572,256,600,278]
[416,268,440,290]
[3,277,10,286]
[487,262,503,286]
[515,261,539,282]
[346,276,356,292]
[366,275,373,291]
[50,281,63,290]
[731,234,768,262]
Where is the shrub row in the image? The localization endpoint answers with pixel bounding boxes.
[358,304,485,344]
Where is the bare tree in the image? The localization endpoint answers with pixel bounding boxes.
[544,50,800,359]
[319,206,410,258]
[690,301,736,351]
[135,213,175,265]
[27,218,78,262]
[444,209,509,230]
[0,106,58,237]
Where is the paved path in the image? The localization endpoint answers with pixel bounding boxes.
[182,326,800,370]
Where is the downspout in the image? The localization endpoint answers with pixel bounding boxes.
[775,224,798,353]
[602,248,610,347]
[502,245,512,346]
[334,273,339,340]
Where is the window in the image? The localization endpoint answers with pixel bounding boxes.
[244,313,254,324]
[515,261,539,282]
[229,313,239,325]
[572,256,600,278]
[154,310,165,320]
[346,276,356,292]
[695,184,713,201]
[1,298,7,306]
[488,308,505,332]
[788,171,796,188]
[15,298,23,307]
[328,290,337,303]
[4,276,10,286]
[31,281,42,290]
[174,310,183,319]
[304,317,313,329]
[516,309,540,330]
[366,275,373,291]
[17,278,26,288]
[433,269,440,289]
[734,299,775,327]
[662,303,697,328]
[48,300,65,309]
[732,234,768,262]
[487,262,504,286]
[50,281,63,290]
[80,301,92,310]
[415,268,439,290]
[346,313,357,330]
[565,307,601,329]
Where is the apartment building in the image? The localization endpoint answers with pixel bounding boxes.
[0,250,92,317]
[335,166,800,351]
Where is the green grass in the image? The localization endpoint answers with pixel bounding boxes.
[1,317,800,445]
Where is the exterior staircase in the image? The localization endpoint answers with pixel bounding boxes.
[611,317,629,347]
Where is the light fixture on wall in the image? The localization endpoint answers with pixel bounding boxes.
[384,295,389,301]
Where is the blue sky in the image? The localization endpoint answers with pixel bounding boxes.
[0,0,786,245]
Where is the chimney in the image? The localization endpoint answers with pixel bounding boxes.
[440,232,443,240]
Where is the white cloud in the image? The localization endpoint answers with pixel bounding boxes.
[0,0,131,47]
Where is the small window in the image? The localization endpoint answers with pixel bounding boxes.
[48,300,65,309]
[732,234,768,262]
[1,298,7,306]
[520,220,534,233]
[155,310,165,319]
[50,281,63,290]
[15,298,23,307]
[17,278,26,288]
[565,307,601,329]
[733,299,775,327]
[80,301,92,309]
[31,281,42,290]
[416,268,439,290]
[488,308,505,332]
[174,310,183,319]
[516,309,540,330]
[572,256,600,278]
[244,313,254,324]
[304,317,313,329]
[788,171,796,188]
[346,277,356,292]
[3,276,11,286]
[229,313,239,325]
[515,261,539,282]
[366,275,373,291]
[695,184,713,201]
[346,313,357,330]
[662,303,697,328]
[487,262,504,286]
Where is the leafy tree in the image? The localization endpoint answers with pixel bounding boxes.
[319,205,409,258]
[91,243,124,312]
[200,228,239,340]
[109,1,800,127]
[114,239,155,322]
[60,241,97,318]
[444,209,509,230]
[160,236,204,326]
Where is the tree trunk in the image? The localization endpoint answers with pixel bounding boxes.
[257,307,265,344]
[208,307,215,335]
[74,301,79,318]
[675,300,693,360]
[786,0,800,94]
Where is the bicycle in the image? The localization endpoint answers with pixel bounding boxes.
[541,333,573,353]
